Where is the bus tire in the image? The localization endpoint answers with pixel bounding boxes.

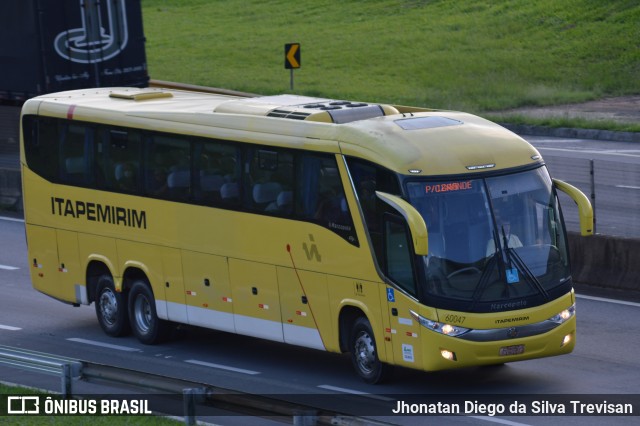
[128,280,169,345]
[94,274,129,337]
[349,317,391,384]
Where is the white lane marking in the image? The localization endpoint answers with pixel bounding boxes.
[66,338,141,352]
[615,185,640,190]
[317,384,395,402]
[0,216,25,223]
[468,416,532,426]
[185,359,260,375]
[529,138,585,143]
[576,294,640,308]
[0,324,22,331]
[0,265,19,270]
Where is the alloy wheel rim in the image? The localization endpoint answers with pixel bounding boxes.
[134,294,152,334]
[99,289,118,326]
[354,331,376,374]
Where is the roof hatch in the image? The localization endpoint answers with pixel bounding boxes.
[395,116,462,130]
[109,89,173,101]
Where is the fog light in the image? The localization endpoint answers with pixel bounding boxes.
[561,334,572,347]
[441,349,457,361]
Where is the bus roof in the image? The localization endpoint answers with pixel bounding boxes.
[24,87,541,177]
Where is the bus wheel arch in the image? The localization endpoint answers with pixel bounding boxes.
[122,266,149,293]
[339,306,392,384]
[86,260,112,304]
[339,305,365,353]
[126,276,170,345]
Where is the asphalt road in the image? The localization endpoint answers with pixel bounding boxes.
[0,217,639,425]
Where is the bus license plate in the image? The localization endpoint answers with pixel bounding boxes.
[499,345,525,356]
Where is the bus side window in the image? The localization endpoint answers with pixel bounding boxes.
[297,154,358,246]
[346,157,401,262]
[194,140,240,206]
[246,148,294,215]
[147,135,191,201]
[106,129,142,194]
[22,116,59,182]
[60,123,94,186]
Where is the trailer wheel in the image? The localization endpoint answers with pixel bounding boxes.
[94,274,129,336]
[128,280,169,344]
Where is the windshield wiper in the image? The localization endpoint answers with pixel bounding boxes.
[500,226,550,300]
[468,255,500,311]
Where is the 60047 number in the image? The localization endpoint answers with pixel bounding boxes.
[444,314,466,324]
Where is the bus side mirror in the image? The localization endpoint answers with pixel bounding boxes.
[376,191,428,255]
[553,179,594,236]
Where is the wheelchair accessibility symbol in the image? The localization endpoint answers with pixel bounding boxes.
[387,288,395,302]
[506,268,520,284]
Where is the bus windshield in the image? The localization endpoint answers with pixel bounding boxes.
[406,167,571,312]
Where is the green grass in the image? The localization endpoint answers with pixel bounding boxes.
[142,0,640,115]
[1,383,180,425]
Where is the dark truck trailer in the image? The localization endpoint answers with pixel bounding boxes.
[0,0,148,104]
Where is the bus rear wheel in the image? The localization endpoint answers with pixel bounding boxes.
[94,274,129,337]
[128,280,169,345]
[349,317,391,384]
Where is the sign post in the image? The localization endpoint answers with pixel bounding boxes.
[284,43,300,91]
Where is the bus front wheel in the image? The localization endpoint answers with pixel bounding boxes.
[94,274,129,337]
[349,317,391,384]
[128,280,169,345]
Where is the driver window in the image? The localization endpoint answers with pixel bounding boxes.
[384,217,416,295]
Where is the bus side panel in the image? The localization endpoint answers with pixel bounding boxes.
[56,230,85,304]
[229,258,283,342]
[182,250,235,333]
[277,267,331,351]
[161,247,188,324]
[328,276,389,363]
[26,224,69,302]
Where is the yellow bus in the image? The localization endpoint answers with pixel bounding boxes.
[20,87,593,383]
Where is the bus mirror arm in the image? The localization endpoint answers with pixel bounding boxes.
[375,191,429,255]
[552,179,594,236]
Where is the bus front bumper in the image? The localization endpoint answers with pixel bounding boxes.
[420,316,576,371]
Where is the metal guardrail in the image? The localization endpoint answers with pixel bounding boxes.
[0,345,392,426]
[0,345,81,397]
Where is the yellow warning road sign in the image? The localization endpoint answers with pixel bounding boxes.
[285,43,300,69]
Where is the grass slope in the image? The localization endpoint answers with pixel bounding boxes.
[142,0,640,113]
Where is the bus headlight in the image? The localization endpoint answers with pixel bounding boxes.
[548,304,576,325]
[410,310,471,337]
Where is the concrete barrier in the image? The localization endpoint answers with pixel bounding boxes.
[0,168,21,211]
[569,232,640,293]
